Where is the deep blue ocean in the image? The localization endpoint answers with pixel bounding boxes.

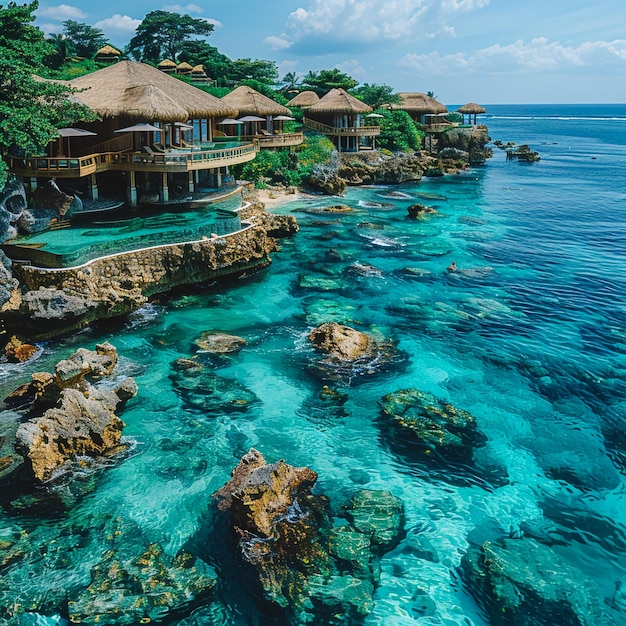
[1,103,626,624]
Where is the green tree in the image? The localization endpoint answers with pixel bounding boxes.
[301,68,358,95]
[128,10,214,64]
[44,32,75,70]
[178,40,233,83]
[0,1,96,186]
[280,71,301,94]
[352,83,401,109]
[62,20,107,58]
[230,58,279,85]
[375,110,423,153]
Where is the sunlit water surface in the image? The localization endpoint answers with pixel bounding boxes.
[1,104,626,624]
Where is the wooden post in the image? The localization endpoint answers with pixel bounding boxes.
[160,171,169,202]
[128,170,137,206]
[88,173,99,201]
[188,170,195,193]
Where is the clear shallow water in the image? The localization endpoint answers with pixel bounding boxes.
[1,103,626,624]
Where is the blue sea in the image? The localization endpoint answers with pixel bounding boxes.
[1,103,626,624]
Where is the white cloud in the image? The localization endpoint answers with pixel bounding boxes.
[163,4,204,13]
[94,15,142,39]
[399,37,626,76]
[203,17,223,28]
[275,0,488,47]
[38,22,64,37]
[264,35,293,50]
[335,59,367,81]
[38,4,86,20]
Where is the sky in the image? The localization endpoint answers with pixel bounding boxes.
[34,0,626,104]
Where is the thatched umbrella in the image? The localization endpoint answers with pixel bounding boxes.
[456,102,486,124]
[287,90,319,110]
[69,60,236,121]
[391,92,448,123]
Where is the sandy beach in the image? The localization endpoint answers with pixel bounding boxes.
[255,186,313,210]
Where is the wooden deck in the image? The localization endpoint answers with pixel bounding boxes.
[9,142,258,178]
[303,118,380,137]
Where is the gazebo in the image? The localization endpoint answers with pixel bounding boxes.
[286,90,320,110]
[305,88,379,152]
[456,102,486,125]
[391,92,448,125]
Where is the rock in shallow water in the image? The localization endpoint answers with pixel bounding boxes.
[211,449,404,624]
[461,537,615,625]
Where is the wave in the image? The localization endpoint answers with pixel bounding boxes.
[487,115,626,122]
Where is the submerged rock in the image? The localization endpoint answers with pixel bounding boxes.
[211,449,404,624]
[170,358,257,413]
[461,537,615,625]
[407,203,437,219]
[194,330,247,354]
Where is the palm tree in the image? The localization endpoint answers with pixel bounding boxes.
[281,71,301,93]
[45,33,75,69]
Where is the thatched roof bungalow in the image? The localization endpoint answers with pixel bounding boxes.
[304,88,379,152]
[220,85,303,149]
[391,92,448,124]
[287,90,319,110]
[157,59,177,73]
[11,61,257,206]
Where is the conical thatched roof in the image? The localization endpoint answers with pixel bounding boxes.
[96,45,120,57]
[68,60,236,120]
[456,102,486,114]
[157,59,177,71]
[392,92,448,114]
[176,62,193,73]
[309,89,372,113]
[287,90,319,109]
[307,88,371,114]
[221,85,291,117]
[191,64,207,76]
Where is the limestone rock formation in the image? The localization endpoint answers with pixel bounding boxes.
[308,322,373,362]
[194,331,247,354]
[407,203,437,219]
[462,538,615,625]
[0,250,18,309]
[212,450,405,624]
[1,343,136,484]
[3,335,37,362]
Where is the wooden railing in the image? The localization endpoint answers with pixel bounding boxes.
[86,134,133,155]
[303,118,380,136]
[9,142,258,177]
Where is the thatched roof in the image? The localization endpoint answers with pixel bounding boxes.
[68,60,236,120]
[157,59,177,70]
[457,102,486,114]
[96,45,120,57]
[176,62,193,73]
[221,85,291,117]
[287,90,319,109]
[307,88,371,114]
[191,64,207,76]
[392,92,448,114]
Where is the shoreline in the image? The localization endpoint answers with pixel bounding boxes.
[255,186,316,210]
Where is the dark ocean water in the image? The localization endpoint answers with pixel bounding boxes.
[1,103,625,624]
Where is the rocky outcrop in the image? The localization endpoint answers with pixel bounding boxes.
[30,179,80,218]
[309,322,373,362]
[0,174,27,243]
[1,342,136,484]
[2,222,282,340]
[3,335,37,362]
[407,203,437,219]
[438,125,492,165]
[212,449,404,624]
[462,538,615,625]
[0,250,18,310]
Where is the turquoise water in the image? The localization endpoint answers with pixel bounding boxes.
[16,190,244,267]
[1,104,626,624]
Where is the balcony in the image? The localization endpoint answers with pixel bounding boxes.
[303,117,380,137]
[9,141,258,178]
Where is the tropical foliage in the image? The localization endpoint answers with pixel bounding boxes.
[352,83,401,109]
[128,11,214,63]
[0,1,96,186]
[374,110,423,152]
[301,69,358,95]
